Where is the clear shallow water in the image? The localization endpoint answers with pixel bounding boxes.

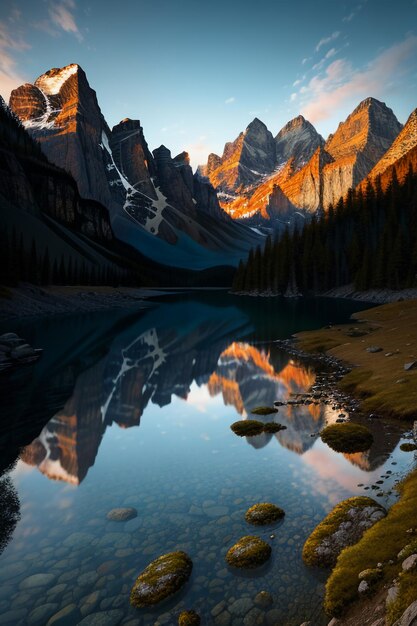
[0,293,414,626]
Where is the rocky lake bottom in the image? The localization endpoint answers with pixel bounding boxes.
[0,293,415,626]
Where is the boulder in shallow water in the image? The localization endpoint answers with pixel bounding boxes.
[226,535,271,569]
[245,503,285,526]
[130,551,192,607]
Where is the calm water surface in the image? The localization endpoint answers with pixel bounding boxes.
[0,293,413,626]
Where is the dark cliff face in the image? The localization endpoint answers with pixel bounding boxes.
[10,64,118,213]
[0,99,113,242]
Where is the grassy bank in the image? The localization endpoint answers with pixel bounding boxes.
[296,299,417,623]
[296,299,417,420]
[325,469,417,622]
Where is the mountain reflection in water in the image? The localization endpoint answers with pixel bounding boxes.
[18,299,400,486]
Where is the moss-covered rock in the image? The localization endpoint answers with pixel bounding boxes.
[178,610,200,626]
[245,503,285,526]
[251,406,278,416]
[320,423,373,453]
[226,535,271,569]
[400,442,417,452]
[230,420,265,436]
[358,568,383,584]
[263,422,287,433]
[130,551,192,607]
[398,540,417,561]
[302,497,386,568]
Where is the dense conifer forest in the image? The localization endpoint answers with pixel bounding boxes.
[232,166,417,295]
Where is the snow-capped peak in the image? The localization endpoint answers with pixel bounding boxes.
[35,64,79,95]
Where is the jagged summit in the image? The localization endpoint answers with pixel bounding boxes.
[34,63,80,95]
[275,115,324,168]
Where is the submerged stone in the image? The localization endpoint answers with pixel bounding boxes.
[130,551,192,607]
[106,507,138,522]
[226,535,271,569]
[245,503,285,526]
[178,610,201,625]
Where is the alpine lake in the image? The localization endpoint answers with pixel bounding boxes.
[0,292,414,626]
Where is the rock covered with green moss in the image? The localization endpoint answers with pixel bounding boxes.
[130,551,192,607]
[245,503,285,526]
[251,406,278,416]
[263,422,287,433]
[302,497,386,567]
[178,610,200,625]
[320,423,373,453]
[230,420,265,436]
[230,420,286,437]
[226,535,271,569]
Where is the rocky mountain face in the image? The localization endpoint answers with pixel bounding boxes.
[204,99,404,225]
[359,108,417,190]
[205,118,277,198]
[0,98,142,283]
[275,115,324,169]
[320,97,403,207]
[10,64,260,270]
[204,115,324,221]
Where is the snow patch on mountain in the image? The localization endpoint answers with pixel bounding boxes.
[35,64,79,95]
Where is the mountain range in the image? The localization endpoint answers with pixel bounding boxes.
[3,62,417,283]
[201,98,417,228]
[8,64,259,271]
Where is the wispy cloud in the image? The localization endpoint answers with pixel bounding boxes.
[301,57,310,65]
[300,35,417,123]
[290,92,297,102]
[225,96,235,104]
[0,16,29,101]
[315,31,340,52]
[343,3,363,22]
[312,47,339,71]
[49,0,82,41]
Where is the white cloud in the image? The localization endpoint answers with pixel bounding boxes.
[225,96,235,104]
[301,57,310,65]
[343,3,364,22]
[315,31,340,52]
[293,79,301,87]
[325,47,337,59]
[290,92,297,102]
[0,19,29,101]
[49,0,82,41]
[300,35,417,123]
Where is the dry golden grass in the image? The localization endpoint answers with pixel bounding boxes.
[296,299,417,420]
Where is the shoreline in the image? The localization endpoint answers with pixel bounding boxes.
[231,286,417,304]
[0,284,173,322]
[293,300,417,626]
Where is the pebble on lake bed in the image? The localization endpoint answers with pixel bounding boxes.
[106,507,137,522]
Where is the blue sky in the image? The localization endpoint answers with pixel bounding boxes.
[1,0,417,166]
